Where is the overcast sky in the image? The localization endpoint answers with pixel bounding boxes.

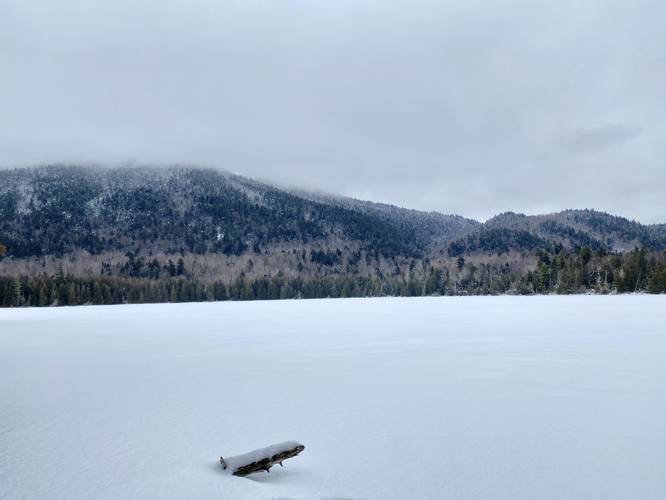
[1,0,664,222]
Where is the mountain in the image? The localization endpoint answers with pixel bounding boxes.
[446,209,666,257]
[1,165,663,260]
[0,165,477,260]
[1,165,665,305]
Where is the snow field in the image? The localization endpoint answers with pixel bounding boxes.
[1,296,665,499]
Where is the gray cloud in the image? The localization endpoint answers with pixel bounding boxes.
[1,0,665,223]
[564,125,643,154]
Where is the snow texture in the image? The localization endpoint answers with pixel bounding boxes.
[221,441,303,472]
[1,296,665,499]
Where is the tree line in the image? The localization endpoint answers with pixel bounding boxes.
[1,247,664,307]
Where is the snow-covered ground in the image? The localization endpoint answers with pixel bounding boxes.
[1,296,665,499]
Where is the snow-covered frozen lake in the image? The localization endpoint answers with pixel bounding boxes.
[1,296,665,499]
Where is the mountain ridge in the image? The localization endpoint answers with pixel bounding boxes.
[1,165,663,259]
[1,165,665,305]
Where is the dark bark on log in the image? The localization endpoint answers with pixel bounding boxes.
[220,444,305,477]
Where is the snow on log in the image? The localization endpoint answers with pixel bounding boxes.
[220,441,305,477]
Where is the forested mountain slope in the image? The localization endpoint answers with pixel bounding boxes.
[2,166,663,259]
[445,210,666,257]
[0,165,665,305]
[0,166,475,259]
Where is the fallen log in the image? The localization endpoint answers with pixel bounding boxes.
[220,441,305,477]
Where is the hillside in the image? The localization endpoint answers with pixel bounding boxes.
[0,165,665,304]
[0,165,476,259]
[446,210,666,257]
[2,166,663,259]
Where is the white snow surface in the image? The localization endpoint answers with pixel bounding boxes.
[222,441,304,472]
[1,296,665,499]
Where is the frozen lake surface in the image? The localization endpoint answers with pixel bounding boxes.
[1,296,665,499]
